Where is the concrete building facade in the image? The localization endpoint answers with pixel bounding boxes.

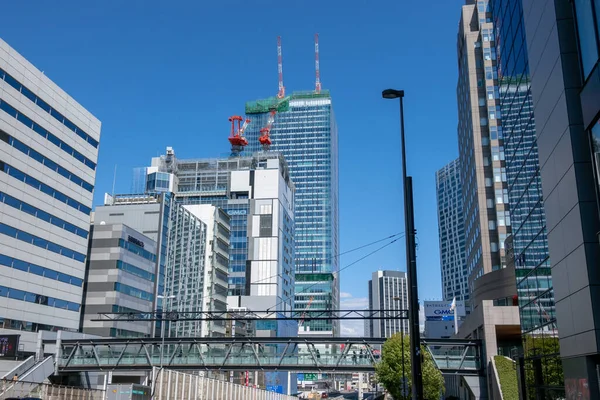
[163,203,208,338]
[436,159,469,303]
[183,205,230,337]
[457,1,512,293]
[82,223,157,338]
[139,150,296,393]
[0,38,100,351]
[521,0,600,395]
[366,270,408,338]
[93,193,172,338]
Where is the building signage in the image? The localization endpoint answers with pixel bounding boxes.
[227,209,247,216]
[0,335,19,358]
[127,235,145,248]
[424,300,466,319]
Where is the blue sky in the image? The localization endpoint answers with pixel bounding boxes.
[1,0,464,334]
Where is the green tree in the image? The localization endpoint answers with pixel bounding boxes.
[522,335,564,400]
[375,333,445,400]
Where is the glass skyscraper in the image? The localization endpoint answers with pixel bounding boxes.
[491,1,562,398]
[435,159,469,303]
[244,90,339,335]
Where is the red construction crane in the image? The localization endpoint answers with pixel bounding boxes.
[299,296,315,330]
[228,115,250,155]
[277,36,285,99]
[315,33,321,94]
[258,110,276,151]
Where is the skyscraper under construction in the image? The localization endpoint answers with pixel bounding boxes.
[243,89,339,336]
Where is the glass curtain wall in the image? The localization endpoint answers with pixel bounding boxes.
[492,1,563,398]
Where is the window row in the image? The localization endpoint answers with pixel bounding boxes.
[0,160,91,215]
[114,282,154,302]
[0,67,99,148]
[0,253,83,287]
[0,98,96,170]
[0,285,80,312]
[0,129,93,192]
[118,239,157,262]
[109,327,149,338]
[0,222,86,262]
[0,317,75,333]
[112,304,146,314]
[116,260,156,282]
[0,190,88,239]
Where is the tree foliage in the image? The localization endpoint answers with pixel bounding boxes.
[522,334,564,400]
[375,333,445,400]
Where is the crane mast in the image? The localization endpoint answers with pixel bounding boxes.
[277,36,285,99]
[315,33,321,94]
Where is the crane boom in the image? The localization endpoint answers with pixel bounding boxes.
[259,110,276,151]
[228,115,250,155]
[299,296,315,329]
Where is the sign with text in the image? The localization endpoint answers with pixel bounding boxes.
[0,335,19,358]
[424,300,466,318]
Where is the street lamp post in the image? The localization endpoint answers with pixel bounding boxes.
[382,89,424,400]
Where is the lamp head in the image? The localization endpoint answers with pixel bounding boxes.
[382,89,404,99]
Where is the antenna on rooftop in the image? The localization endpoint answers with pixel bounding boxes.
[315,33,321,94]
[277,36,285,99]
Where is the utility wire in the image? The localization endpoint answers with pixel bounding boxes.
[267,235,404,313]
[161,232,404,313]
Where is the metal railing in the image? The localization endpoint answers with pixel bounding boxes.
[153,368,297,400]
[0,379,104,400]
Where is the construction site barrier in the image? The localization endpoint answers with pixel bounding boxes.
[153,368,297,400]
[0,378,104,400]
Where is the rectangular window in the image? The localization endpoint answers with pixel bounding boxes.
[259,214,273,237]
[498,214,505,226]
[496,189,504,204]
[492,146,500,161]
[574,0,599,77]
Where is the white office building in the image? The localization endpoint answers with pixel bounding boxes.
[183,204,230,337]
[436,159,469,303]
[366,271,409,338]
[0,39,100,352]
